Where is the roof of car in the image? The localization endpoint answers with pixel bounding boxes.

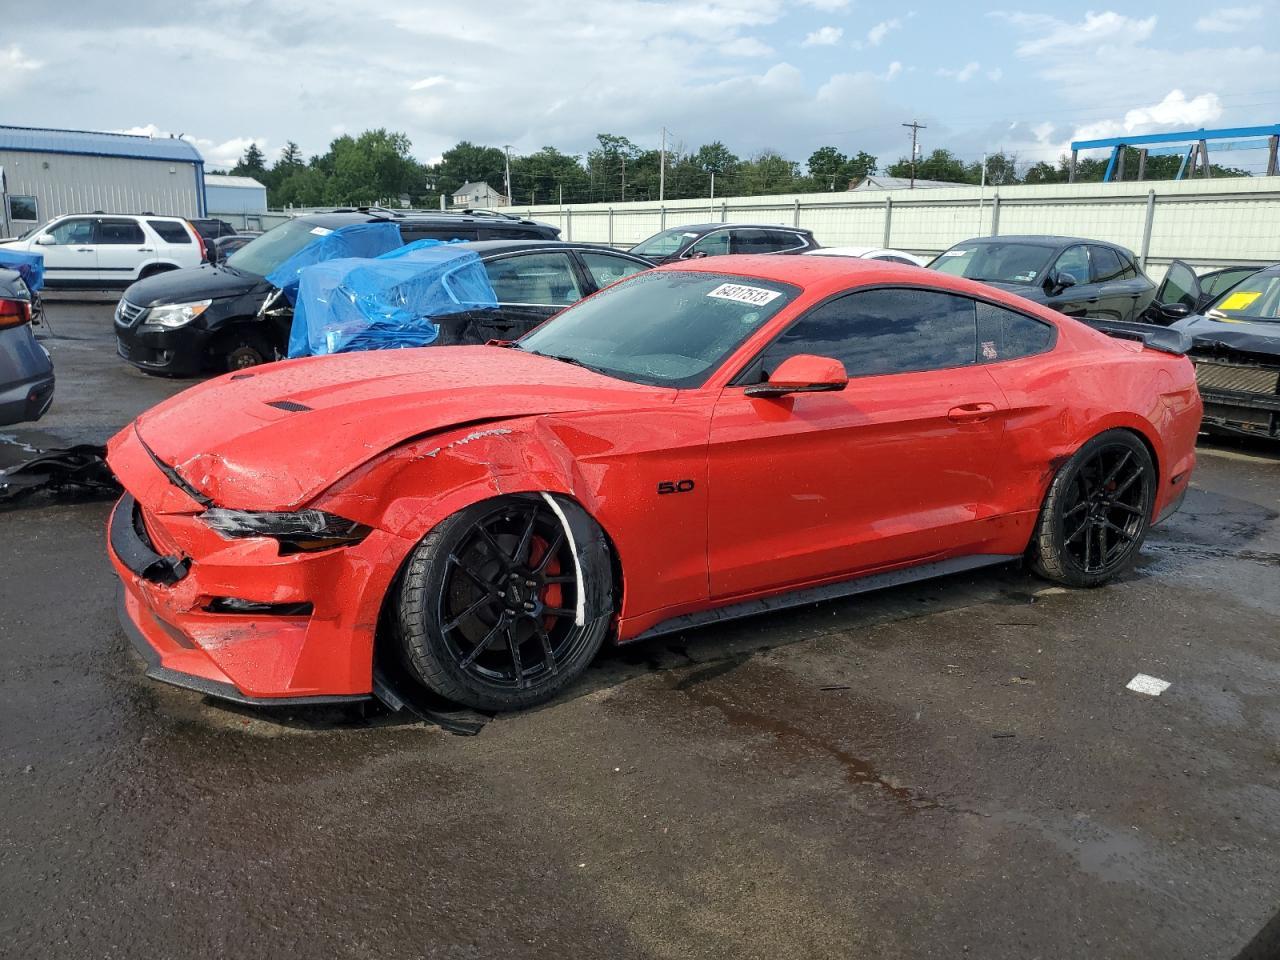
[959,235,1131,250]
[671,223,814,235]
[454,239,649,258]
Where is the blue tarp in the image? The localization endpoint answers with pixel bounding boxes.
[265,222,403,304]
[0,249,44,291]
[287,241,499,358]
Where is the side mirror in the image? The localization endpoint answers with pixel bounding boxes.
[34,234,55,246]
[1158,302,1191,322]
[745,354,849,398]
[1046,270,1077,295]
[205,242,220,265]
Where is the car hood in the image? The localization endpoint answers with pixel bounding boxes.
[1172,314,1280,358]
[123,264,269,307]
[123,346,666,511]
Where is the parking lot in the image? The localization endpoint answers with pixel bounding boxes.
[3,301,1280,958]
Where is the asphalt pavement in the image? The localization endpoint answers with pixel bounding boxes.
[2,303,1279,959]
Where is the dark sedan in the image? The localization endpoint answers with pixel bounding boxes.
[930,235,1157,323]
[0,268,54,426]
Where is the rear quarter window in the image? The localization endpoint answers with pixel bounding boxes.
[976,301,1056,362]
[148,220,192,244]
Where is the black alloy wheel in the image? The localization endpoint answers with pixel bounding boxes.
[397,494,613,710]
[1030,429,1156,587]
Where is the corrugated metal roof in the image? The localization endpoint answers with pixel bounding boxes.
[205,174,266,189]
[0,125,203,164]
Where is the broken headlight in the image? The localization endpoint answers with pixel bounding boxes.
[202,508,370,552]
[144,299,212,329]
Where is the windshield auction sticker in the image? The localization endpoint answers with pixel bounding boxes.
[706,283,782,306]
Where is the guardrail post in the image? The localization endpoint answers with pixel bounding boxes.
[608,207,614,246]
[882,196,892,246]
[1140,189,1156,269]
[793,198,801,227]
[565,208,572,241]
[991,193,1001,236]
[660,205,666,231]
[721,201,728,223]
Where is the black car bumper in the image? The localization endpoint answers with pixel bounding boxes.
[0,368,54,426]
[115,323,210,377]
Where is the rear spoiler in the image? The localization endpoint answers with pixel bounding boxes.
[1077,318,1191,356]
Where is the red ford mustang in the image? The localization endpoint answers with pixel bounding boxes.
[106,256,1202,711]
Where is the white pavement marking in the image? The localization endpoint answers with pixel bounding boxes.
[1126,674,1171,696]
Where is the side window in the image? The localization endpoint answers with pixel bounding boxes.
[874,255,918,265]
[400,226,479,242]
[764,230,807,252]
[689,231,731,257]
[1052,245,1090,285]
[47,218,96,245]
[731,229,774,254]
[975,301,1056,362]
[754,287,977,380]
[483,252,584,306]
[148,220,192,244]
[580,252,648,288]
[97,219,145,244]
[1201,267,1257,298]
[1089,245,1125,283]
[1117,254,1138,281]
[1158,261,1199,309]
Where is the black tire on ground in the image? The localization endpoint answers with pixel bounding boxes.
[220,329,274,371]
[1029,429,1156,588]
[396,493,614,711]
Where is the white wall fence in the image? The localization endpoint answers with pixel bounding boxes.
[497,176,1280,278]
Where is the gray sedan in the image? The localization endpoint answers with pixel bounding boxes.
[0,268,54,426]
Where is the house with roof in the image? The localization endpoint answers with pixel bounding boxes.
[0,125,206,237]
[450,181,508,209]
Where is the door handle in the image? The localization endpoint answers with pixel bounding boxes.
[76,247,94,252]
[948,402,998,423]
[137,247,154,252]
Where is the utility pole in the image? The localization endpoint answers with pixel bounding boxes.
[902,120,926,188]
[621,152,626,202]
[503,145,513,204]
[659,127,667,201]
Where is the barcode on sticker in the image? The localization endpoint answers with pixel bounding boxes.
[707,283,781,306]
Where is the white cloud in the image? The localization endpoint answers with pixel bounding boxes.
[1073,90,1224,142]
[720,36,774,56]
[802,25,843,46]
[986,66,1003,81]
[882,60,903,81]
[998,10,1157,56]
[937,61,981,82]
[864,17,901,46]
[0,44,42,89]
[409,75,449,91]
[112,124,270,169]
[797,0,851,9]
[1195,5,1263,31]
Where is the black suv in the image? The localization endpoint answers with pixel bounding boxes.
[929,235,1158,324]
[114,210,560,375]
[629,223,818,264]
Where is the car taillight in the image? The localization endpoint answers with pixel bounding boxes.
[0,298,31,329]
[188,221,209,262]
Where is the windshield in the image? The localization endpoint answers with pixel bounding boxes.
[1206,269,1280,323]
[225,219,339,277]
[517,270,798,388]
[631,228,699,258]
[930,243,1055,285]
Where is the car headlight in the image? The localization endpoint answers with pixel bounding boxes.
[202,508,370,552]
[144,299,212,329]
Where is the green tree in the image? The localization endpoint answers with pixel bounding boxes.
[740,150,800,194]
[231,143,266,176]
[886,148,970,183]
[807,146,849,190]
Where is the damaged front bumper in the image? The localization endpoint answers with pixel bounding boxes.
[1192,355,1280,439]
[106,435,416,706]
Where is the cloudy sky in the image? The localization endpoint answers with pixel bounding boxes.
[1,0,1277,173]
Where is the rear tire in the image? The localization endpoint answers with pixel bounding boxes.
[1029,430,1155,587]
[396,494,614,711]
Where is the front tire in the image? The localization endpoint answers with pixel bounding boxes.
[396,494,614,711]
[1029,430,1156,587]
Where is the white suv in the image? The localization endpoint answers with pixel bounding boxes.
[0,214,205,289]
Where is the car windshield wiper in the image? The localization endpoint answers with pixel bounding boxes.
[523,349,607,374]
